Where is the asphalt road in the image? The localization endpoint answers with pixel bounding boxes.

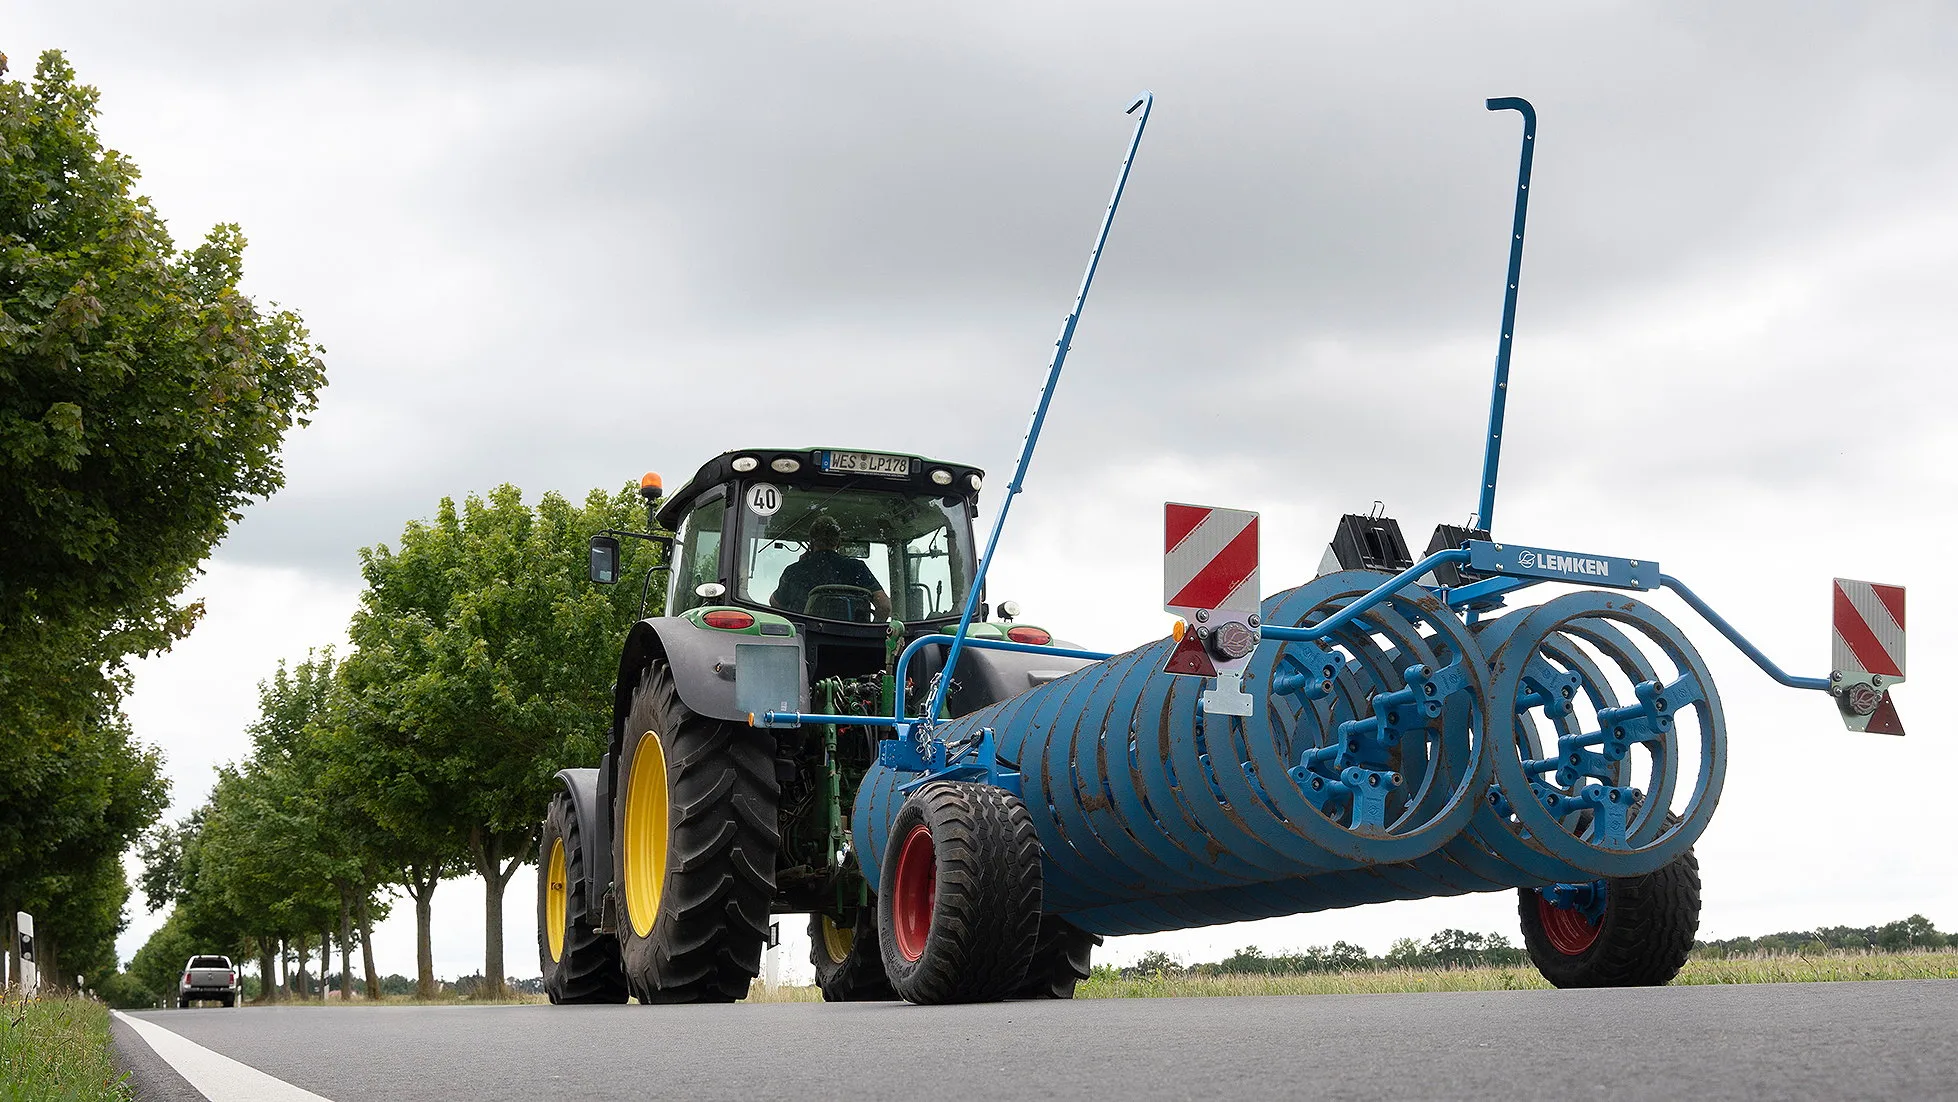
[117,980,1958,1101]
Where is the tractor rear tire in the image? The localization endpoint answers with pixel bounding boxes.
[614,661,780,1003]
[1015,915,1099,999]
[539,790,628,1004]
[1519,847,1701,988]
[808,908,896,1001]
[877,781,1042,1004]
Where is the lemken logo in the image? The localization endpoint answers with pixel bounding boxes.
[1518,548,1611,578]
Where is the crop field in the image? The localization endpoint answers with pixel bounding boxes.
[1073,949,1958,998]
[0,991,132,1102]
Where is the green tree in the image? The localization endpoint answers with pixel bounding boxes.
[0,47,323,981]
[1130,950,1182,979]
[339,484,660,997]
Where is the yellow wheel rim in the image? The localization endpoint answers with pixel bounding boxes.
[821,916,854,963]
[545,837,567,963]
[623,728,670,938]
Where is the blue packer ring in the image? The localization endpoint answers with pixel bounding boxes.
[1485,591,1725,878]
[1246,570,1494,867]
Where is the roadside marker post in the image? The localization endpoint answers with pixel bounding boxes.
[1164,502,1261,716]
[15,912,36,994]
[1831,578,1906,735]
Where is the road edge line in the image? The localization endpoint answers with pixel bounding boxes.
[111,1011,335,1102]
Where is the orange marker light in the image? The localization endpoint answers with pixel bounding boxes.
[1171,620,1188,642]
[640,471,663,493]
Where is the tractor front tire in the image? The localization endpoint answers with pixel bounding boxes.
[539,790,628,1004]
[614,661,780,1003]
[1519,847,1701,988]
[877,781,1042,1005]
[1015,915,1099,999]
[808,908,896,1001]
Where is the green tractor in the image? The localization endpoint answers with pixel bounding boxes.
[536,446,1098,1003]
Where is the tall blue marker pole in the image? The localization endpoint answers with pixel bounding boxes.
[925,93,1155,727]
[1476,97,1536,535]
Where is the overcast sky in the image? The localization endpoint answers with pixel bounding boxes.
[13,1,1954,983]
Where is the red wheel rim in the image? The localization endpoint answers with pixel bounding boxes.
[891,824,936,962]
[1537,892,1602,955]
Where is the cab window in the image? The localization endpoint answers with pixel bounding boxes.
[667,491,727,615]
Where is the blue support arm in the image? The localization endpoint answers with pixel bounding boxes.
[926,93,1155,725]
[1476,97,1537,534]
[1659,575,1831,692]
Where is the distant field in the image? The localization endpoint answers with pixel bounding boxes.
[192,949,1958,1009]
[1074,950,1958,998]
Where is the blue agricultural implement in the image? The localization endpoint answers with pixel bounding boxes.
[540,94,1907,1007]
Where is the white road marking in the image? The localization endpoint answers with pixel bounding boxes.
[113,1011,333,1101]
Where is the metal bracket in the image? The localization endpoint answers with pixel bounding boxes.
[893,727,1024,798]
[1202,671,1255,717]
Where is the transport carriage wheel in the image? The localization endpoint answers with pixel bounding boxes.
[808,907,896,1001]
[538,790,627,1004]
[614,661,780,1003]
[1519,846,1700,988]
[1015,915,1100,999]
[878,781,1042,1004]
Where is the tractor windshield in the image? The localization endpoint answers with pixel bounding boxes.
[736,485,975,624]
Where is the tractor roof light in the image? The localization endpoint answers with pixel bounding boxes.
[702,609,756,631]
[771,457,802,474]
[1006,625,1052,646]
[930,469,954,486]
[731,456,760,473]
[639,471,663,502]
[968,473,983,492]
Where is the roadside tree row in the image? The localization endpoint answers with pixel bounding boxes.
[133,483,661,999]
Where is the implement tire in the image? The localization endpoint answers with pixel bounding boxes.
[1015,915,1099,999]
[539,790,627,1004]
[877,781,1042,1005]
[614,661,780,1003]
[808,908,896,1002]
[1519,847,1701,988]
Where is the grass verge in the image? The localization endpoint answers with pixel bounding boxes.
[0,991,133,1102]
[1075,949,1958,998]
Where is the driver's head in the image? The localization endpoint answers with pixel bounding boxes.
[808,514,842,551]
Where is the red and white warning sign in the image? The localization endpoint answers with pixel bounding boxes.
[1164,503,1260,616]
[1831,578,1905,736]
[1163,503,1261,706]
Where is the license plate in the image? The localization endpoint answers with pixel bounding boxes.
[823,451,912,478]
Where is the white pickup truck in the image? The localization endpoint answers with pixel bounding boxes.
[178,955,239,1008]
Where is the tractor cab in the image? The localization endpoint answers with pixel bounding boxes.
[655,447,986,682]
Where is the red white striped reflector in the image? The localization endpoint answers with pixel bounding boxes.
[1164,503,1260,614]
[1832,578,1905,679]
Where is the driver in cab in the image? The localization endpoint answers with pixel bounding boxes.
[771,514,891,620]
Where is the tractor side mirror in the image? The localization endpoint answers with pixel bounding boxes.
[589,535,622,584]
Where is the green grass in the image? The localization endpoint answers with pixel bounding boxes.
[0,991,133,1102]
[1076,949,1958,998]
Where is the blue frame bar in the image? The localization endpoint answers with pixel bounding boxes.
[926,93,1155,726]
[896,634,1115,721]
[1441,574,1539,608]
[1659,575,1831,692]
[1476,97,1537,534]
[756,712,914,729]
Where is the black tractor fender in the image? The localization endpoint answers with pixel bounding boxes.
[551,767,607,912]
[611,616,810,731]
